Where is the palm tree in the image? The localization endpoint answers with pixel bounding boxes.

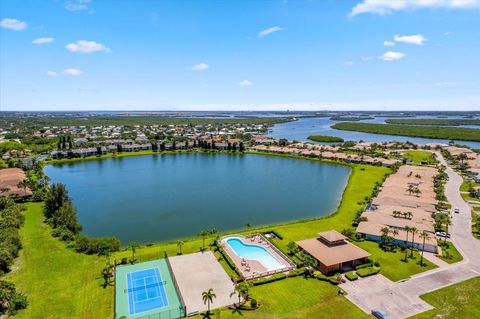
[413,187,422,197]
[245,223,252,231]
[380,227,390,247]
[202,288,216,314]
[17,180,28,196]
[403,226,411,261]
[407,184,415,195]
[177,240,184,255]
[230,282,250,306]
[410,227,418,258]
[128,242,139,264]
[419,231,430,266]
[199,230,209,251]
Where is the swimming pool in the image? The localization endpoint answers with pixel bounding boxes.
[225,237,285,271]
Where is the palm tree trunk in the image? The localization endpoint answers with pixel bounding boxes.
[410,234,415,257]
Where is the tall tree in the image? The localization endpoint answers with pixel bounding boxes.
[419,231,430,266]
[202,288,216,314]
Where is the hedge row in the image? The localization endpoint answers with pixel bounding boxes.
[252,273,287,286]
[356,266,380,278]
[313,271,340,285]
[345,272,358,281]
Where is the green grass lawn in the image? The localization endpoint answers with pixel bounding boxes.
[193,276,368,319]
[410,276,480,319]
[355,241,437,282]
[8,161,392,319]
[402,151,437,165]
[4,203,113,319]
[438,241,463,264]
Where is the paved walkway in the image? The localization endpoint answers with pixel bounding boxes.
[340,152,480,319]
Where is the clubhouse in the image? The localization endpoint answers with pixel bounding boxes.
[296,230,370,274]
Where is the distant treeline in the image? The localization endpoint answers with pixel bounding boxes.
[385,119,480,126]
[0,115,293,130]
[307,135,344,143]
[330,116,373,121]
[331,122,480,142]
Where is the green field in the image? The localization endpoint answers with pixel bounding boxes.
[402,150,437,165]
[307,135,344,143]
[411,276,480,319]
[355,241,436,282]
[4,203,113,319]
[331,122,480,142]
[386,119,480,126]
[193,276,368,319]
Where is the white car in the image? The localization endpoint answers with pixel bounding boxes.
[454,207,460,214]
[435,231,450,238]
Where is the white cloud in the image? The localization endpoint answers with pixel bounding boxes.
[444,31,453,36]
[46,71,58,77]
[350,0,480,16]
[379,51,406,61]
[33,37,54,44]
[0,18,27,31]
[258,26,284,38]
[384,40,395,47]
[63,68,83,76]
[66,40,110,53]
[394,34,426,45]
[64,0,93,12]
[238,80,253,86]
[344,61,354,66]
[361,56,375,61]
[191,63,209,71]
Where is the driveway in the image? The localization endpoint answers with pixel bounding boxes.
[340,152,480,319]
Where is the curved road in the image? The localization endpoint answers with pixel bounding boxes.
[340,152,480,319]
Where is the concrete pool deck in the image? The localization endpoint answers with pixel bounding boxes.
[168,251,236,316]
[221,234,296,280]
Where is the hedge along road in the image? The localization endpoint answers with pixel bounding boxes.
[340,151,480,319]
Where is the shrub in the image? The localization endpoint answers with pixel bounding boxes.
[355,263,372,270]
[250,298,257,308]
[0,280,28,315]
[251,273,287,286]
[356,266,380,278]
[74,235,120,255]
[312,271,340,285]
[345,272,358,281]
[287,268,306,278]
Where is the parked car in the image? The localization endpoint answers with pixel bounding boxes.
[372,308,390,319]
[435,231,450,238]
[454,207,460,214]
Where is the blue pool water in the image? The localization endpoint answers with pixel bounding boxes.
[226,238,284,270]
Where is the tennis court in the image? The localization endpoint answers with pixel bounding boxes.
[116,259,185,319]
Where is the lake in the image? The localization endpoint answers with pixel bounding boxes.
[268,117,480,149]
[45,153,351,244]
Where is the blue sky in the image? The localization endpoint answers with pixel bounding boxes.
[1,0,480,111]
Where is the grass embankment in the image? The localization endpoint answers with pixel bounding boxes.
[330,116,373,121]
[5,203,113,319]
[193,276,368,319]
[331,122,480,142]
[307,135,344,143]
[48,149,180,165]
[355,241,436,282]
[437,241,463,264]
[410,276,480,319]
[402,150,437,165]
[386,119,480,126]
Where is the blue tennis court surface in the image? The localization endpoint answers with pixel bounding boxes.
[127,268,169,315]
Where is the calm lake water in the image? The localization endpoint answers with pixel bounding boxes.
[45,153,351,244]
[268,116,480,149]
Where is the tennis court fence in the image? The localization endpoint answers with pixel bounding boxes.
[129,307,186,319]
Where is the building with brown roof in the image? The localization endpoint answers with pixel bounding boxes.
[0,168,32,198]
[296,230,370,274]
